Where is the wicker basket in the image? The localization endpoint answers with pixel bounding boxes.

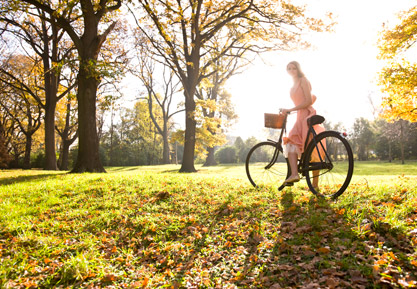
[264,113,285,129]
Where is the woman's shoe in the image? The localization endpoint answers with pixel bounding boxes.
[285,175,300,184]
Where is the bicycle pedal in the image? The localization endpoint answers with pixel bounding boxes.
[284,182,294,187]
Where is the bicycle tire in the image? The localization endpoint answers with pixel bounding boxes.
[245,141,290,188]
[303,131,354,198]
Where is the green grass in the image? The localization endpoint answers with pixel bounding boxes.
[1,161,417,288]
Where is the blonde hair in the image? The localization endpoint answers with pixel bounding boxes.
[287,61,305,78]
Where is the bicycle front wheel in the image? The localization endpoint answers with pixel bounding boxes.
[304,131,354,198]
[246,141,290,188]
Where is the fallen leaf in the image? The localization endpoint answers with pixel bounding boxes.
[326,278,339,288]
[102,274,118,282]
[317,247,331,254]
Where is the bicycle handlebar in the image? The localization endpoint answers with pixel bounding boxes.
[279,109,294,115]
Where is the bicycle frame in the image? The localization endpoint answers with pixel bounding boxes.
[272,113,332,177]
[266,112,335,180]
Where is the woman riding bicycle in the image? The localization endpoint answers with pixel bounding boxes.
[280,61,325,186]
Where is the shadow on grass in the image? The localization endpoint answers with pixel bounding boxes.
[160,198,270,286]
[161,169,181,173]
[106,166,143,172]
[259,191,369,287]
[0,172,65,186]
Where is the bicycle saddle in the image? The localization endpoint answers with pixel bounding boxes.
[307,115,325,127]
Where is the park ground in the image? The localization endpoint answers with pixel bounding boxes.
[1,161,417,288]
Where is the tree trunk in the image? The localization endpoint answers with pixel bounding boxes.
[23,134,32,169]
[400,121,405,164]
[71,67,105,173]
[388,142,392,162]
[172,142,178,164]
[0,124,11,168]
[203,146,217,166]
[162,129,170,164]
[42,25,59,171]
[400,141,405,164]
[58,140,70,170]
[365,145,369,160]
[109,109,114,166]
[180,94,197,172]
[44,103,58,170]
[10,153,19,168]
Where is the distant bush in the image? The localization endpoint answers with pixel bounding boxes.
[31,151,45,168]
[215,146,237,163]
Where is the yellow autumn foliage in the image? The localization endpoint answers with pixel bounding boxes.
[377,6,417,122]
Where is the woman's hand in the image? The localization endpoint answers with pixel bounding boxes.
[280,108,291,115]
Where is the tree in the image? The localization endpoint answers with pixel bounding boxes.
[55,94,78,170]
[5,121,26,168]
[196,88,237,166]
[0,121,11,168]
[0,2,77,170]
[100,100,164,166]
[131,0,332,172]
[233,136,263,164]
[351,118,374,161]
[377,5,417,122]
[19,0,122,172]
[196,37,247,166]
[215,145,237,164]
[0,94,21,167]
[234,136,245,163]
[131,36,183,164]
[128,101,164,165]
[373,118,415,164]
[0,55,43,169]
[170,93,233,164]
[196,56,239,166]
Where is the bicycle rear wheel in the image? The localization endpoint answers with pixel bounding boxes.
[246,141,290,188]
[304,131,354,198]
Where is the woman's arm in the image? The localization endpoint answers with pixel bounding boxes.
[281,77,313,114]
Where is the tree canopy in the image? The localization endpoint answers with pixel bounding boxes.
[378,5,417,122]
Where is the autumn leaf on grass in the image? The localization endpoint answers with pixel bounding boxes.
[44,258,52,264]
[392,195,402,203]
[130,278,149,288]
[317,246,331,254]
[337,208,345,215]
[102,274,118,282]
[289,206,297,212]
[326,277,340,288]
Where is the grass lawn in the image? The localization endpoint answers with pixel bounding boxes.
[1,161,417,288]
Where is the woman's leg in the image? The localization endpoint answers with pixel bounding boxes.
[286,151,300,182]
[312,170,319,188]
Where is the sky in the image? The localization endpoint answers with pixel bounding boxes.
[225,0,415,140]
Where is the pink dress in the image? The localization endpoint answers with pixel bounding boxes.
[283,78,325,158]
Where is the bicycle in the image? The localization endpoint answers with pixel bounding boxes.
[245,112,354,199]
